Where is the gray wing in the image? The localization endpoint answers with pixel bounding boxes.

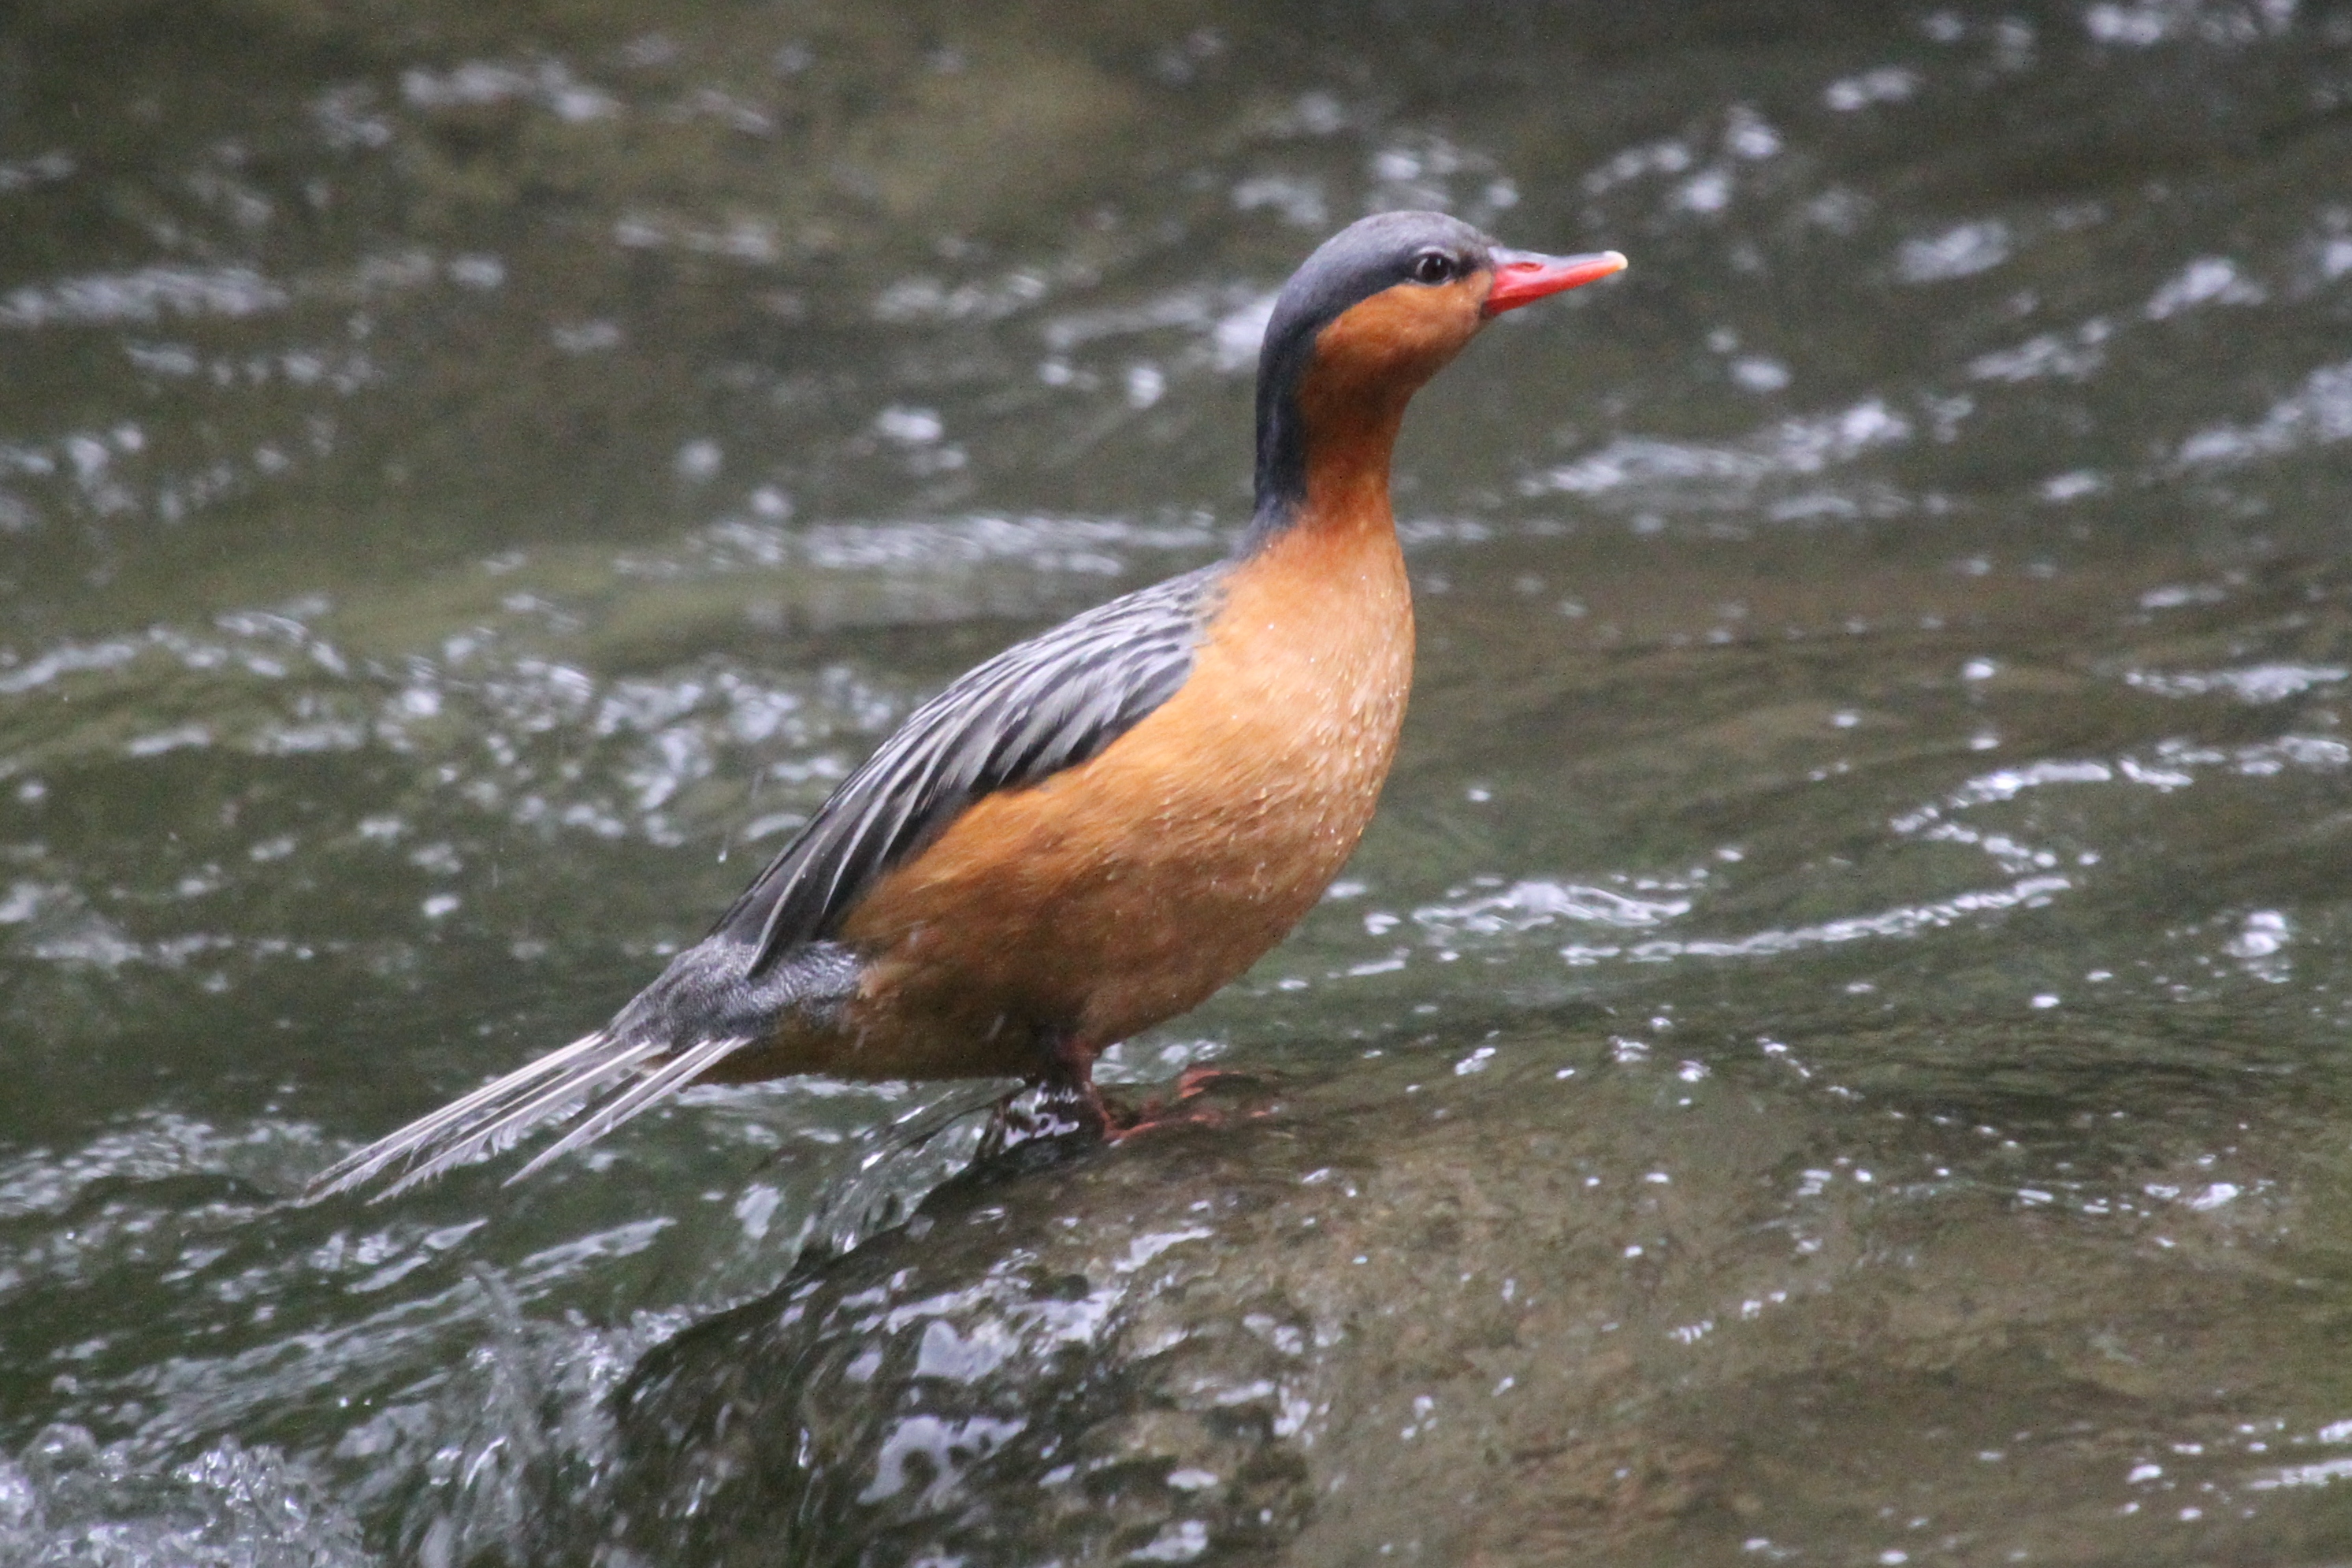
[714,561,1227,968]
[302,563,1226,1201]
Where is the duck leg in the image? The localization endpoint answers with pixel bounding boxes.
[1040,1031,1119,1139]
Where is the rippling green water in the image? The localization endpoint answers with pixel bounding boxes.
[8,1,2352,1562]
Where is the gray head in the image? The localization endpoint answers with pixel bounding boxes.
[1250,210,1626,523]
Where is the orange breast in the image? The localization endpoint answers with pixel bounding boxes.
[827,510,1414,1078]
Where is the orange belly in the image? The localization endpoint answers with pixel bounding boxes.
[819,516,1414,1079]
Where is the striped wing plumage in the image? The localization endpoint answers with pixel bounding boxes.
[307,564,1223,1199]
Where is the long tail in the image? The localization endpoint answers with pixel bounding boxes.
[303,1028,752,1202]
[306,937,860,1202]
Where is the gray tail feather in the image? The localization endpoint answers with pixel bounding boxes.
[303,1028,753,1202]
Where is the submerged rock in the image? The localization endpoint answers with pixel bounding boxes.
[607,1028,2352,1566]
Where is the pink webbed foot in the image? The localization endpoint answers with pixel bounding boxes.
[1024,1036,1275,1147]
[1100,1064,1274,1140]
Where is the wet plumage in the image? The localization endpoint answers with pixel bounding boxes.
[308,210,1625,1199]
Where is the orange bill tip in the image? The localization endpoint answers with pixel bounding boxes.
[1482,248,1629,314]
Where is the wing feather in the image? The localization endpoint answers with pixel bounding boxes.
[725,562,1222,968]
[308,563,1224,1197]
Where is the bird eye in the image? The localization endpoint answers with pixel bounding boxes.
[1410,251,1455,284]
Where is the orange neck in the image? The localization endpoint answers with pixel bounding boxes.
[1246,279,1471,555]
[1241,354,1416,562]
[1291,374,1409,546]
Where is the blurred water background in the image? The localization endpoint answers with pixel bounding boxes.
[7,0,2352,1562]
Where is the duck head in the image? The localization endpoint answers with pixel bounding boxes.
[1249,210,1626,533]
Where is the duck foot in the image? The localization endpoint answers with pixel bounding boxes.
[1102,1065,1275,1139]
[1009,1036,1276,1151]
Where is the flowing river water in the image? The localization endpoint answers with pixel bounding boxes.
[7,2,2352,1562]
